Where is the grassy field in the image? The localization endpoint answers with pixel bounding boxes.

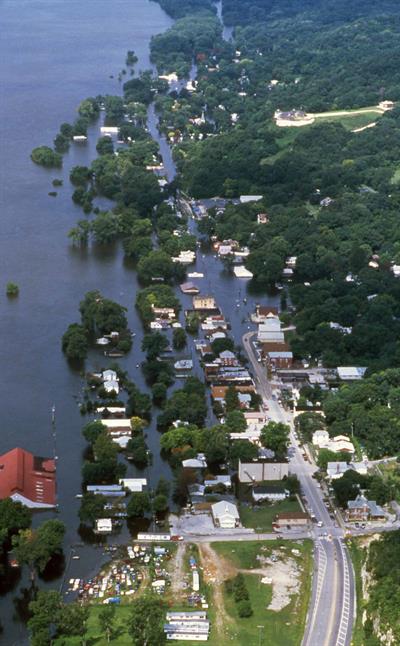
[240,498,302,532]
[313,112,379,131]
[54,605,133,645]
[209,539,313,646]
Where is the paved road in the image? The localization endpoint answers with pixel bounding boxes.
[243,332,355,646]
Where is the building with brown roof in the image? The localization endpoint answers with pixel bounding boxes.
[273,512,309,529]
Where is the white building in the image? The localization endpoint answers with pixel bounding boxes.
[233,266,253,278]
[102,369,118,382]
[337,366,367,381]
[103,379,119,394]
[211,501,240,528]
[312,430,330,448]
[327,462,350,480]
[252,485,288,502]
[182,454,207,469]
[119,478,147,492]
[313,430,354,454]
[204,475,232,489]
[95,518,112,534]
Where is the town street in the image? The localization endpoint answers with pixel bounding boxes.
[242,331,355,646]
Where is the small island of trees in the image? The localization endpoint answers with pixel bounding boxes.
[31,146,62,168]
[6,282,19,297]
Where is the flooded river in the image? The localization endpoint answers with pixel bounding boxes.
[0,1,276,641]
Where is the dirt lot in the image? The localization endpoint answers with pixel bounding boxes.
[243,547,302,611]
[199,543,235,634]
[169,511,254,536]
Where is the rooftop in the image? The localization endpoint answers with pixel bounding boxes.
[0,447,56,508]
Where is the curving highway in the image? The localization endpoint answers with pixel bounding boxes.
[242,331,355,646]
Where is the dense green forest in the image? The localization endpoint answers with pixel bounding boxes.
[147,0,400,378]
[322,369,400,458]
[364,531,400,644]
[222,0,400,26]
[150,13,223,76]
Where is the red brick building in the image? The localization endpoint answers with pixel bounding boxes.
[0,447,56,509]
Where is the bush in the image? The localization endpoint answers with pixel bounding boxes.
[237,600,253,618]
[6,282,19,297]
[233,573,249,602]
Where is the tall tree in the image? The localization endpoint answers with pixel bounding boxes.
[13,520,65,582]
[128,596,166,645]
[98,605,116,643]
[0,499,31,553]
[225,385,240,412]
[260,422,290,460]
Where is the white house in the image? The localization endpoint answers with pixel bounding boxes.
[95,518,113,534]
[312,430,354,454]
[103,379,119,394]
[182,454,207,469]
[252,485,289,502]
[119,478,147,492]
[327,462,350,480]
[211,501,240,528]
[312,429,330,448]
[102,369,118,382]
[204,475,232,489]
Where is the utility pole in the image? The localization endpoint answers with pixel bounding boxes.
[51,404,58,510]
[257,625,264,646]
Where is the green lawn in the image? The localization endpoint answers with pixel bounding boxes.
[314,112,379,130]
[54,605,133,645]
[240,498,302,532]
[209,540,313,646]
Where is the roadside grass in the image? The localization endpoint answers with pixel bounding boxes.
[208,539,313,646]
[240,498,302,532]
[347,539,366,646]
